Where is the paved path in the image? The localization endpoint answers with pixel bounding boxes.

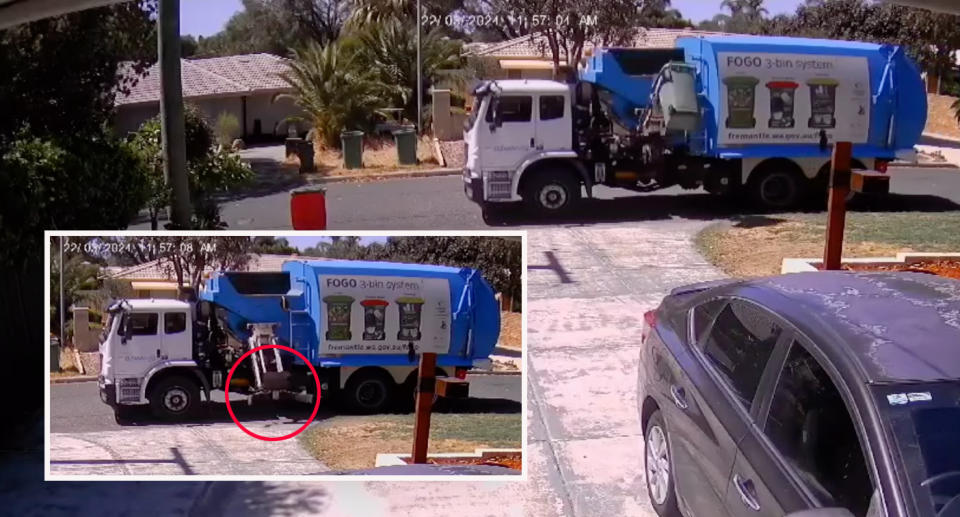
[191,222,724,516]
[49,422,328,476]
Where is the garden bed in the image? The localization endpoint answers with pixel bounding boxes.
[286,135,441,177]
[400,450,522,471]
[833,259,960,279]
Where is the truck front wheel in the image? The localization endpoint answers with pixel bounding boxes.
[149,375,200,420]
[522,169,581,216]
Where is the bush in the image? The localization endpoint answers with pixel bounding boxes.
[129,105,253,229]
[215,112,242,147]
[0,132,150,269]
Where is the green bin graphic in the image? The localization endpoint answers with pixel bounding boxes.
[396,297,425,341]
[766,81,799,129]
[807,78,839,129]
[723,76,759,129]
[323,295,354,341]
[361,299,388,341]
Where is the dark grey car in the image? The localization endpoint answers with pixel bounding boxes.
[637,271,960,517]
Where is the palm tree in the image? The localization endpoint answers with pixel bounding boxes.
[356,19,464,123]
[277,41,399,148]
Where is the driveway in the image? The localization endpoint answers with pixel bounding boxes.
[188,222,724,516]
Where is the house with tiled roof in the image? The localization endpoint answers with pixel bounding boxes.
[114,53,307,139]
[106,254,328,298]
[465,27,730,79]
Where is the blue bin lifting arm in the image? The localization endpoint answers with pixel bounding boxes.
[454,269,479,359]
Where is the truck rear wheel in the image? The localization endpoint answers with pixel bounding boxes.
[522,168,581,216]
[149,375,200,420]
[343,369,394,414]
[749,162,806,210]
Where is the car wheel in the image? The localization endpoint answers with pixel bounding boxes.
[344,369,394,414]
[522,169,581,216]
[149,375,200,421]
[645,410,681,517]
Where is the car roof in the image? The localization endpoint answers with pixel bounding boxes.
[493,79,571,94]
[124,298,191,310]
[719,272,960,384]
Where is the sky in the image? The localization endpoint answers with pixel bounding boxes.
[285,236,388,251]
[179,0,807,37]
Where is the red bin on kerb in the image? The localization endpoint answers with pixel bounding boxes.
[290,186,327,230]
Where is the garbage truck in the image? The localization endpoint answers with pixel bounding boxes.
[462,34,927,216]
[97,260,501,420]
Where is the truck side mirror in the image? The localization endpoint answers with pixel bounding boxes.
[121,320,133,344]
[488,97,501,132]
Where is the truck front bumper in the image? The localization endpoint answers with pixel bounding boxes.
[98,376,117,408]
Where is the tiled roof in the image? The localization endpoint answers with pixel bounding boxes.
[107,254,324,281]
[116,53,292,106]
[468,28,731,59]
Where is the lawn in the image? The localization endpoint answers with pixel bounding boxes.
[696,212,960,278]
[300,413,522,470]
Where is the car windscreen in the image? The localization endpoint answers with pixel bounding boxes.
[873,382,960,517]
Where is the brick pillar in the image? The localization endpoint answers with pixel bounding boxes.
[432,89,453,140]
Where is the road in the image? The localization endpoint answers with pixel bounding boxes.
[215,166,960,230]
[50,374,521,434]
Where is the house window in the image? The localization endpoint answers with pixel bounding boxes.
[507,69,522,79]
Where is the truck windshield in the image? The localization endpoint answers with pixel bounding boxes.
[875,382,960,517]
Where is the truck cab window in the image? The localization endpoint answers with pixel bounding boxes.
[764,342,872,516]
[540,95,565,120]
[486,96,532,123]
[164,312,187,334]
[127,313,158,336]
[701,300,781,409]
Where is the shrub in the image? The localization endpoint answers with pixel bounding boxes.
[215,112,242,147]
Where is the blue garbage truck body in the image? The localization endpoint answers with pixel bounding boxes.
[199,260,500,369]
[462,34,927,215]
[97,259,503,417]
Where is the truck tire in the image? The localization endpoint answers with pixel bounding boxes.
[148,375,200,421]
[343,369,394,414]
[401,368,448,412]
[521,168,581,216]
[749,162,806,210]
[114,406,138,426]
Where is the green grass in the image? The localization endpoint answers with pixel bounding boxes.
[789,212,960,250]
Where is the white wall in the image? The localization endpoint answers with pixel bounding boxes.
[114,92,307,139]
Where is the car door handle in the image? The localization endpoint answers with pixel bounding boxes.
[670,385,688,410]
[733,473,761,512]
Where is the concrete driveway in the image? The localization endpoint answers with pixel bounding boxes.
[190,222,724,516]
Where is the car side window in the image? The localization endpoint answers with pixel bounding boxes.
[539,95,565,120]
[691,299,727,346]
[701,300,781,409]
[764,342,873,517]
[164,312,187,334]
[485,95,532,123]
[128,313,158,336]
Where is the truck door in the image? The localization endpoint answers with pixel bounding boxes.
[536,94,572,152]
[481,94,535,172]
[114,311,162,379]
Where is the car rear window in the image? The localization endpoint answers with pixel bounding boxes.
[701,300,781,409]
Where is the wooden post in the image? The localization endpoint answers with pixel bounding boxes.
[411,352,436,464]
[823,141,852,271]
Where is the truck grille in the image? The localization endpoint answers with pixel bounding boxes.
[119,377,141,403]
[486,170,513,200]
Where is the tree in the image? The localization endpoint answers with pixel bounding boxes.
[278,41,399,148]
[148,237,254,289]
[251,237,300,255]
[286,0,352,46]
[699,0,768,33]
[195,0,303,57]
[475,0,690,68]
[128,106,254,229]
[356,19,464,122]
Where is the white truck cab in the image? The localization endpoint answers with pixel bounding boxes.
[463,80,590,215]
[98,299,208,420]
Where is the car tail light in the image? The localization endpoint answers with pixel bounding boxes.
[455,367,468,380]
[875,159,889,174]
[642,310,657,343]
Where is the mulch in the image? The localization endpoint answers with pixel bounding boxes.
[838,260,960,280]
